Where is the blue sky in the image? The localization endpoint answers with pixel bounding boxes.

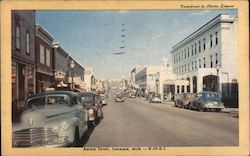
[36,9,237,80]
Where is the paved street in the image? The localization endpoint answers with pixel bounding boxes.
[80,94,238,147]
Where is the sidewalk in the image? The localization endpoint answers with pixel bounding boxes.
[221,108,239,113]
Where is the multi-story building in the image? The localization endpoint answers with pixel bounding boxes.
[11,11,36,115]
[35,25,54,93]
[52,43,70,88]
[171,14,238,106]
[67,56,85,90]
[135,65,169,98]
[130,65,144,89]
[84,67,94,91]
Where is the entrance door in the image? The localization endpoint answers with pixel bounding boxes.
[203,75,217,92]
[18,64,25,108]
[163,85,175,100]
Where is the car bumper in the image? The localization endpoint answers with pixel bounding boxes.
[204,105,225,109]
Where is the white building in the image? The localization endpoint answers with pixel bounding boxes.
[171,14,238,100]
[84,68,95,91]
[135,63,175,99]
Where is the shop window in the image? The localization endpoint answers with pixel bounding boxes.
[181,86,185,93]
[12,62,18,102]
[27,66,34,97]
[193,76,197,93]
[186,77,190,92]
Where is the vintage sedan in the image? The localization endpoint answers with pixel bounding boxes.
[12,91,88,147]
[100,94,108,106]
[149,93,162,103]
[175,93,196,109]
[115,94,125,102]
[78,92,103,126]
[190,91,225,112]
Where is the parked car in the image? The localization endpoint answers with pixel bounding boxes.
[78,92,103,126]
[190,91,225,112]
[175,93,196,109]
[149,93,162,103]
[12,91,88,147]
[100,94,108,106]
[174,93,184,107]
[115,94,125,102]
[128,92,136,98]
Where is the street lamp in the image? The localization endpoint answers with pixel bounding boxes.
[215,64,221,94]
[70,60,75,90]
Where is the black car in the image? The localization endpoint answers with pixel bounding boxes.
[115,94,125,102]
[78,92,103,126]
[190,91,225,112]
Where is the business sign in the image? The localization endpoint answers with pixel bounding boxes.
[54,71,66,80]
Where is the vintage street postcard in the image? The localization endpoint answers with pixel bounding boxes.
[1,0,249,156]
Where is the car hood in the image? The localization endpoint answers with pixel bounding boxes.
[84,105,97,110]
[13,106,76,132]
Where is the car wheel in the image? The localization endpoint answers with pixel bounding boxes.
[216,109,221,112]
[198,106,205,112]
[188,104,192,110]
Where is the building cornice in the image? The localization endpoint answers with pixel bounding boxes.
[171,14,235,52]
[53,44,69,58]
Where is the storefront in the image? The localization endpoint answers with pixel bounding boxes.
[12,61,35,112]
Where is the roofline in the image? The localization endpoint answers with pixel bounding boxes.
[35,24,54,41]
[171,13,234,52]
[52,44,70,58]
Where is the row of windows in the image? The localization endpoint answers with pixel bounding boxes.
[173,32,218,64]
[174,53,219,74]
[40,44,51,67]
[15,24,30,55]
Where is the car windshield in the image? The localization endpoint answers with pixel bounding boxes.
[154,94,160,97]
[80,95,94,104]
[186,94,195,98]
[100,96,106,100]
[26,94,71,109]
